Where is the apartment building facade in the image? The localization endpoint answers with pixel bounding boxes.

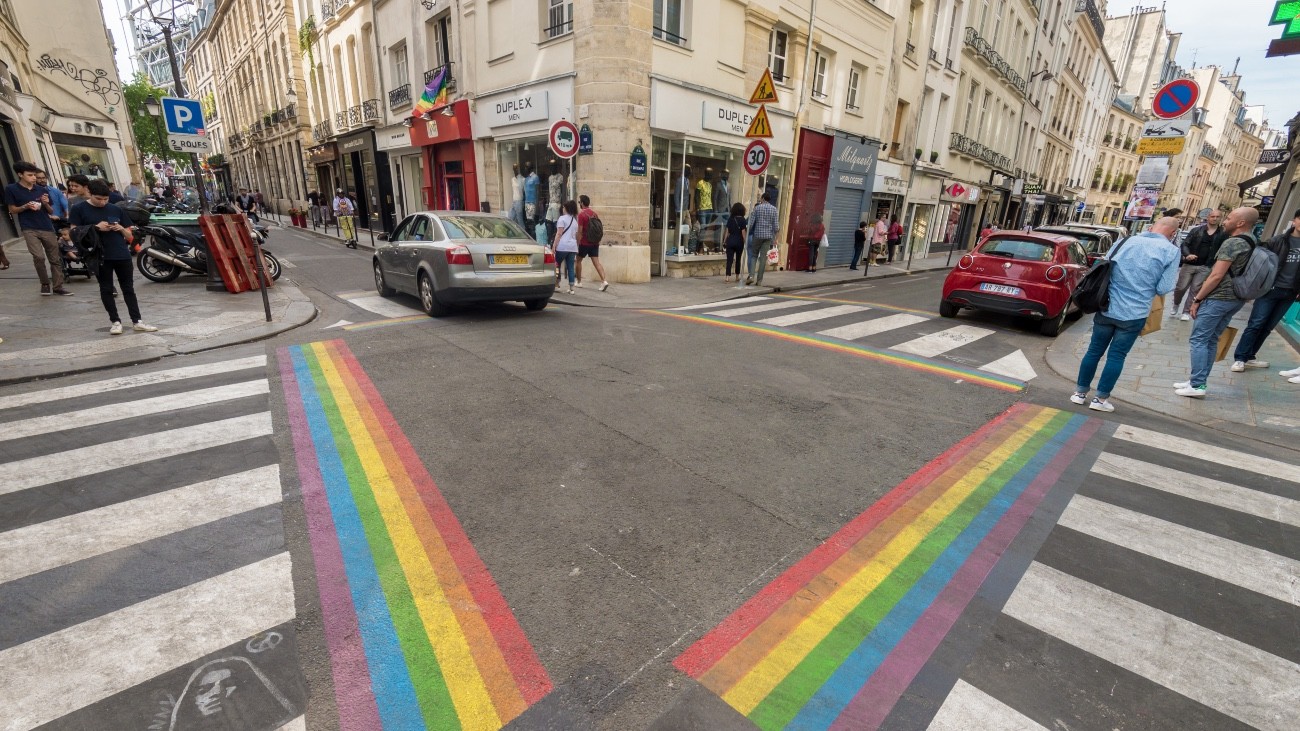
[1090,98,1142,225]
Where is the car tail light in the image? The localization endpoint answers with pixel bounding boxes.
[543,248,556,264]
[1045,265,1066,282]
[445,245,473,265]
[958,254,974,270]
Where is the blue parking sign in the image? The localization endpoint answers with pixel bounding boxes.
[161,97,205,135]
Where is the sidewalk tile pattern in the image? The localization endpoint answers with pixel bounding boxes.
[280,339,551,731]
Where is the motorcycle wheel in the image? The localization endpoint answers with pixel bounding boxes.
[136,248,182,282]
[262,252,282,281]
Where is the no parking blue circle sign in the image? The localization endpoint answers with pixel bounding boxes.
[1152,79,1200,120]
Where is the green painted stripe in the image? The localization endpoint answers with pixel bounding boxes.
[747,411,1071,730]
[304,348,461,731]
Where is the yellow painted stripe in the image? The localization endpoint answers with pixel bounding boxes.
[312,343,504,730]
[720,407,1055,714]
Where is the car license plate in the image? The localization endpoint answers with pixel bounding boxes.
[492,254,528,265]
[979,283,1022,296]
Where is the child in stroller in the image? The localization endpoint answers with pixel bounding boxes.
[57,223,92,279]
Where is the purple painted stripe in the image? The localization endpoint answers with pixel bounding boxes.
[277,349,383,730]
[829,416,1102,731]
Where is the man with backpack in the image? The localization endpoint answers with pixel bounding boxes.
[1230,209,1300,374]
[575,195,610,291]
[1176,207,1270,399]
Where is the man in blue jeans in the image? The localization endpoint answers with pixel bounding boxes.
[1176,207,1259,398]
[1229,209,1300,373]
[1073,217,1180,412]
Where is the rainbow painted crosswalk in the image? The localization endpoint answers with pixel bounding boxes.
[280,340,551,730]
[675,403,1100,730]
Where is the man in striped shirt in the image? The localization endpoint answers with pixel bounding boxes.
[745,192,779,285]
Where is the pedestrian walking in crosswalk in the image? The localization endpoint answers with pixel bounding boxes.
[0,352,306,731]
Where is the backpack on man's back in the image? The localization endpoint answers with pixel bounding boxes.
[585,212,604,244]
[1228,234,1278,300]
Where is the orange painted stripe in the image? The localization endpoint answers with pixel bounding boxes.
[696,407,1039,694]
[323,341,529,722]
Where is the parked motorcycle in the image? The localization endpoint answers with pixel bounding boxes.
[136,222,282,283]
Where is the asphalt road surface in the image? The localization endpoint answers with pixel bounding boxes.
[2,224,1296,731]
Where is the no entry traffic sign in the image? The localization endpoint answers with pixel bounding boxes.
[548,119,579,158]
[743,139,771,176]
[1152,79,1200,120]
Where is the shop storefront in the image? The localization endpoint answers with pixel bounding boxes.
[648,78,794,277]
[821,134,879,267]
[307,142,337,206]
[337,128,395,233]
[376,122,422,221]
[411,98,478,216]
[868,160,906,235]
[904,172,944,261]
[474,79,574,240]
[937,181,981,254]
[53,132,116,182]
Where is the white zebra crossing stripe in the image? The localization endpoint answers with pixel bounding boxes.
[978,350,1037,382]
[1058,494,1300,607]
[1112,424,1300,484]
[0,466,282,583]
[1003,562,1300,731]
[0,380,270,443]
[1092,453,1300,528]
[892,324,995,358]
[672,296,771,310]
[928,679,1048,731]
[0,355,267,412]
[0,553,295,731]
[817,313,928,340]
[704,300,814,317]
[344,294,420,318]
[757,304,870,326]
[0,412,273,496]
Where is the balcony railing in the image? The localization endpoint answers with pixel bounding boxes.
[964,27,1027,96]
[904,41,916,60]
[334,111,348,131]
[362,98,380,123]
[1077,0,1105,40]
[348,105,362,127]
[423,62,455,88]
[949,131,1013,171]
[229,132,246,149]
[321,0,337,22]
[653,26,687,45]
[313,120,332,142]
[929,48,938,63]
[388,83,412,108]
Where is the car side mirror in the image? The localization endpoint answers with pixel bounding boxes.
[377,233,389,242]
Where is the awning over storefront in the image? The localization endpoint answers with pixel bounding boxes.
[1238,164,1286,195]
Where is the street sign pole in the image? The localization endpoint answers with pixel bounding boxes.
[159,24,210,217]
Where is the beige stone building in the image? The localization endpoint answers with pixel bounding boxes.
[188,0,314,211]
[1091,99,1142,225]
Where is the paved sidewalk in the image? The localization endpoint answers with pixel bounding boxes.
[1046,303,1300,446]
[0,239,317,385]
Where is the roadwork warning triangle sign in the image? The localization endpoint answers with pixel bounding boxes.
[745,105,774,138]
[749,68,780,104]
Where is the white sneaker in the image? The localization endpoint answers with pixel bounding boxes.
[575,280,583,288]
[567,287,575,294]
[1289,375,1300,384]
[1280,367,1300,378]
[133,322,158,332]
[1175,385,1207,398]
[599,281,610,292]
[1173,380,1192,390]
[1243,359,1269,369]
[1179,313,1191,321]
[109,321,123,335]
[1069,391,1088,405]
[1088,397,1115,413]
[1230,361,1246,372]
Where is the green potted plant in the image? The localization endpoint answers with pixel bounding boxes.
[914,148,922,160]
[929,150,939,163]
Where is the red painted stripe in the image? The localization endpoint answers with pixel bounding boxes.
[673,402,1038,678]
[331,341,553,704]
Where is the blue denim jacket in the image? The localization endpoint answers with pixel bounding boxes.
[1103,231,1180,321]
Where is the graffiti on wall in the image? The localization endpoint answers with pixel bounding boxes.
[36,54,122,107]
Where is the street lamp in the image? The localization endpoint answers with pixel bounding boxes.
[144,95,161,117]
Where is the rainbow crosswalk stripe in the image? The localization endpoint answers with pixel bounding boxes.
[675,403,1099,730]
[280,340,551,730]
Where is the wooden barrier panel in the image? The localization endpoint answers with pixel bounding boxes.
[198,214,274,293]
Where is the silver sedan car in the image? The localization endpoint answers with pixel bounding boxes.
[373,212,556,315]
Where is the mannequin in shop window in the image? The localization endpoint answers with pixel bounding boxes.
[548,165,565,206]
[672,165,691,255]
[509,164,524,226]
[523,163,540,228]
[695,170,714,253]
[713,171,731,227]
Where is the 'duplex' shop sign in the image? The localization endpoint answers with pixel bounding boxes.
[485,90,550,128]
[702,102,756,136]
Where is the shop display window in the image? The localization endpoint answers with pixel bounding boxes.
[56,145,114,182]
[497,137,575,240]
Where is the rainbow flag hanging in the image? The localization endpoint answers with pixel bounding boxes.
[412,66,451,117]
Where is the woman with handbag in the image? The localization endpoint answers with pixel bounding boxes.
[887,215,904,263]
[724,202,747,282]
[806,214,825,272]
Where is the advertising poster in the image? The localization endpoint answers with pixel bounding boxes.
[1125,187,1160,219]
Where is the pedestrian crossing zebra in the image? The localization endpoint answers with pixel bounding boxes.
[922,422,1300,731]
[674,296,1038,382]
[0,350,305,731]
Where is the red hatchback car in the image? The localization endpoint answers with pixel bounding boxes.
[940,231,1091,336]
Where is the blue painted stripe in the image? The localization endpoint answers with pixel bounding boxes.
[290,346,426,730]
[789,413,1087,729]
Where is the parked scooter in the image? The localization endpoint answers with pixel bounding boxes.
[136,221,282,283]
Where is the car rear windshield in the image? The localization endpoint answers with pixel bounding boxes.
[979,237,1057,262]
[440,217,531,240]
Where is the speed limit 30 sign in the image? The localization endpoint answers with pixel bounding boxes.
[743,139,771,176]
